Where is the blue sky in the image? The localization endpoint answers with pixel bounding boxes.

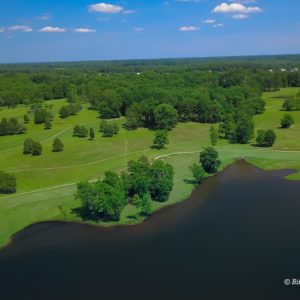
[0,0,300,63]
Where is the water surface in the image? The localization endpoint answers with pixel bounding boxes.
[1,161,300,300]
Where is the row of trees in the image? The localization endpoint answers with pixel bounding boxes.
[1,57,299,109]
[99,121,119,137]
[73,125,89,138]
[23,138,43,156]
[0,117,26,136]
[33,108,53,125]
[76,156,174,221]
[0,171,17,194]
[23,137,64,155]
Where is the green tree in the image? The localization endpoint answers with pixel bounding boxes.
[234,114,254,144]
[189,163,206,184]
[66,84,79,103]
[99,120,107,132]
[281,114,295,129]
[101,122,118,137]
[52,137,64,152]
[73,125,81,137]
[31,141,43,156]
[256,129,276,147]
[44,118,52,130]
[34,108,52,124]
[89,127,95,140]
[59,105,70,118]
[103,171,124,190]
[79,126,88,138]
[112,123,119,134]
[132,194,142,208]
[154,104,178,130]
[23,114,30,124]
[0,171,17,194]
[127,156,151,197]
[200,147,221,174]
[76,181,126,221]
[149,160,174,202]
[23,137,34,154]
[209,126,218,147]
[153,130,169,149]
[140,193,152,216]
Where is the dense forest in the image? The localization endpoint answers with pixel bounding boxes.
[0,55,300,198]
[1,55,300,144]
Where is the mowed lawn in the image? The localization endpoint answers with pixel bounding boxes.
[0,88,300,247]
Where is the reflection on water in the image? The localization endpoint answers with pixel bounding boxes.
[1,161,300,300]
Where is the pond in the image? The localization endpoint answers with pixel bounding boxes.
[1,161,300,300]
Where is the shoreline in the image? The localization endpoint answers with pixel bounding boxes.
[1,158,297,252]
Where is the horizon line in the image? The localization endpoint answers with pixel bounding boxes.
[1,52,300,66]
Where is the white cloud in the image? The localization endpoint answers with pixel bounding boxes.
[37,13,51,20]
[213,2,262,14]
[202,19,216,24]
[134,27,144,32]
[74,28,96,33]
[123,10,135,14]
[229,0,256,3]
[176,0,204,2]
[8,25,32,32]
[179,26,200,31]
[232,14,249,19]
[213,23,224,28]
[89,3,124,13]
[0,27,5,32]
[38,26,66,32]
[98,17,110,21]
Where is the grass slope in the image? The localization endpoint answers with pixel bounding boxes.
[0,88,300,247]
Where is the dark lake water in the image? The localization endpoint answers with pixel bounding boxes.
[1,161,300,300]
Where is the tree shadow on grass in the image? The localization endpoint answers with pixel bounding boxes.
[150,145,165,150]
[184,178,198,186]
[72,207,114,223]
[72,207,93,222]
[127,215,138,220]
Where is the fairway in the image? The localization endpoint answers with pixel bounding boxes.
[1,88,300,248]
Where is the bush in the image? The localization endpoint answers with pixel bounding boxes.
[256,129,276,147]
[0,171,17,194]
[23,137,34,154]
[152,130,169,149]
[189,163,206,184]
[73,125,88,138]
[100,121,119,137]
[32,141,43,156]
[52,137,64,152]
[281,114,295,129]
[44,118,52,130]
[200,147,221,174]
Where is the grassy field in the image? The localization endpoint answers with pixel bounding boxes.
[0,88,300,247]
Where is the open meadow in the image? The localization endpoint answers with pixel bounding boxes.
[0,87,300,247]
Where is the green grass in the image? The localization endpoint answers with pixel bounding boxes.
[1,88,300,248]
